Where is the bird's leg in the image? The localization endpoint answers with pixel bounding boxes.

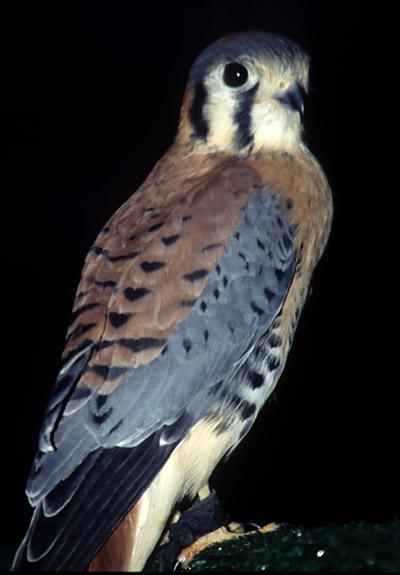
[159,483,279,570]
[197,483,211,500]
[158,486,229,571]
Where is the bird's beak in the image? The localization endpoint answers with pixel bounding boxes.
[275,82,306,120]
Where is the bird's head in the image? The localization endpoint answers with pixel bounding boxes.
[177,31,309,155]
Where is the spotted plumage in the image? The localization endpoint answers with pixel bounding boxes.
[13,31,332,572]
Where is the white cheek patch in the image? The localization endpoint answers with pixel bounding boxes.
[251,101,299,152]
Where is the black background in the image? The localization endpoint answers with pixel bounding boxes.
[5,0,396,552]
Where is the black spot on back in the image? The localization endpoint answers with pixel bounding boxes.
[76,289,90,300]
[89,365,129,381]
[91,246,140,262]
[251,301,264,316]
[96,394,107,410]
[268,333,282,348]
[183,339,192,353]
[241,401,256,420]
[162,235,180,246]
[202,243,222,252]
[183,269,209,282]
[208,380,224,395]
[267,355,281,371]
[108,419,123,436]
[95,280,117,289]
[282,233,292,250]
[228,395,242,410]
[92,408,113,425]
[109,251,139,262]
[247,370,264,389]
[91,245,107,256]
[108,312,132,328]
[98,337,166,353]
[140,261,166,273]
[88,364,109,379]
[124,287,151,302]
[148,222,165,232]
[272,316,281,329]
[121,338,166,353]
[181,299,197,307]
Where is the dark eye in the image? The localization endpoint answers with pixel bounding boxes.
[223,63,249,87]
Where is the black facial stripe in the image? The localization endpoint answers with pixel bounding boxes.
[234,82,259,149]
[189,83,209,140]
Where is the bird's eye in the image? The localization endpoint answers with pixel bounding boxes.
[223,63,249,88]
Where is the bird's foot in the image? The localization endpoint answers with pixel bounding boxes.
[158,486,279,571]
[158,489,228,571]
[175,521,280,570]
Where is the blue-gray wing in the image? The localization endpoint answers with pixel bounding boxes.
[14,175,297,570]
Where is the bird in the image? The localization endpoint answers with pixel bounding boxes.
[13,31,333,571]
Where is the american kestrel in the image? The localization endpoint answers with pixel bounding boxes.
[13,31,333,571]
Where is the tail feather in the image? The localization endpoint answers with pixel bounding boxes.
[12,433,175,571]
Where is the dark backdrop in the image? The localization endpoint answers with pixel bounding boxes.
[5,0,396,552]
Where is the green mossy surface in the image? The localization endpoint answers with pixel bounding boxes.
[3,522,399,571]
[148,522,400,572]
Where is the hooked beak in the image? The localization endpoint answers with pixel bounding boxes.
[275,82,306,120]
